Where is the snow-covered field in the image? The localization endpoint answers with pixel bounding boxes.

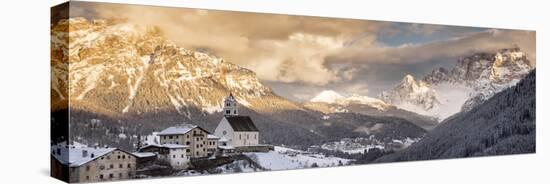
[319,136,420,154]
[244,146,351,170]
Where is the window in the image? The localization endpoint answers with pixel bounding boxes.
[127,164,131,168]
[169,135,173,139]
[109,173,113,179]
[186,141,190,145]
[99,174,104,179]
[122,155,126,159]
[107,156,110,160]
[239,134,242,139]
[86,176,89,180]
[119,164,123,168]
[187,135,190,138]
[186,149,190,153]
[86,165,90,171]
[247,134,249,139]
[110,164,114,169]
[101,157,104,160]
[203,148,206,152]
[119,173,122,178]
[181,154,184,158]
[226,110,230,114]
[222,130,227,135]
[255,134,257,139]
[196,151,199,155]
[234,110,237,114]
[173,155,176,158]
[226,103,230,106]
[117,155,121,159]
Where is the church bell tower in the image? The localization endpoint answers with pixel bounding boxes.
[223,93,238,116]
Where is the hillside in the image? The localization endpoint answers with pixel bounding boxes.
[375,70,536,162]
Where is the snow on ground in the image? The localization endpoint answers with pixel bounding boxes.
[143,132,160,145]
[244,146,351,170]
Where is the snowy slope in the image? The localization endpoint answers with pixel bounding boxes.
[244,146,351,170]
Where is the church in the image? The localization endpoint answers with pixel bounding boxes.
[214,93,260,147]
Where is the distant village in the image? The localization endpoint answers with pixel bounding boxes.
[51,94,274,182]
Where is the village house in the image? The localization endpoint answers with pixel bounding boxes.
[138,144,190,170]
[206,134,220,156]
[51,144,137,183]
[214,94,260,147]
[157,124,211,158]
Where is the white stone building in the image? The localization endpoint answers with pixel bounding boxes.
[157,124,211,158]
[138,144,190,170]
[214,94,260,147]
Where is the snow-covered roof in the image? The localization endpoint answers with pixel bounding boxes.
[219,136,228,142]
[219,146,235,150]
[157,124,196,136]
[140,144,188,150]
[162,144,189,149]
[157,124,211,135]
[132,152,157,158]
[207,134,220,139]
[51,144,117,167]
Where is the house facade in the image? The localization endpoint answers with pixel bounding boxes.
[138,144,190,170]
[51,144,137,183]
[206,134,220,155]
[157,124,210,158]
[214,94,260,147]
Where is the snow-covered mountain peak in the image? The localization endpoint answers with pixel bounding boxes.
[379,47,534,121]
[51,17,285,116]
[310,90,345,104]
[310,91,390,111]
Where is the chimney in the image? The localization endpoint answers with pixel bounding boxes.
[82,150,88,157]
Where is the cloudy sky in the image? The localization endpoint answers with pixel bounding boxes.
[68,2,536,102]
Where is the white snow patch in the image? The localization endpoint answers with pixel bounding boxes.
[244,146,351,170]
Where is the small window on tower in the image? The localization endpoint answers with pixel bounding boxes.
[226,110,230,114]
[226,103,230,106]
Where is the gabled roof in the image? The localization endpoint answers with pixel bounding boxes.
[157,124,211,136]
[224,116,259,132]
[51,144,132,167]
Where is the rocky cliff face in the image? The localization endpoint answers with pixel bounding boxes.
[376,70,536,162]
[51,18,428,150]
[379,48,534,121]
[51,17,302,119]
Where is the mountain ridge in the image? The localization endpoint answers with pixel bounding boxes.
[379,47,534,121]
